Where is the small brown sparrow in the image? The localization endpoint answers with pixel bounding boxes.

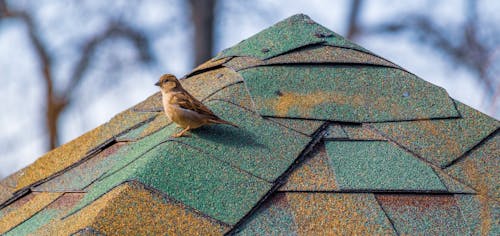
[155,74,238,137]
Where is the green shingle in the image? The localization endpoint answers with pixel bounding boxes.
[4,209,59,236]
[279,144,338,191]
[371,100,499,168]
[236,193,297,235]
[240,65,459,122]
[324,124,348,139]
[68,141,272,226]
[342,124,386,140]
[115,123,149,141]
[205,82,256,111]
[215,14,368,60]
[182,67,244,101]
[267,117,325,137]
[33,143,128,192]
[4,193,83,236]
[446,133,499,198]
[265,45,396,67]
[431,166,475,194]
[97,123,176,182]
[455,194,499,235]
[376,195,469,235]
[325,141,446,191]
[175,100,310,182]
[224,45,399,72]
[239,193,396,235]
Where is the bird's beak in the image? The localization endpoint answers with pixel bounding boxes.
[154,81,160,86]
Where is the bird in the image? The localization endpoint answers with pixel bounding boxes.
[155,74,238,138]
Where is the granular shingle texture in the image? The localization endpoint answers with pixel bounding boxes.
[376,194,469,235]
[325,141,446,192]
[215,14,369,60]
[371,100,499,168]
[0,13,497,235]
[238,193,396,235]
[446,132,499,199]
[240,65,458,122]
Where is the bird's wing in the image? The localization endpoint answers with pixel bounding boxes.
[171,92,217,117]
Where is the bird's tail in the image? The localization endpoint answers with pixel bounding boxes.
[209,118,239,128]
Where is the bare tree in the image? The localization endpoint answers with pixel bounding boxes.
[345,0,499,116]
[188,0,216,66]
[346,0,363,40]
[0,0,154,149]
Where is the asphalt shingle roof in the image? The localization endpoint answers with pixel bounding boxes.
[0,14,498,235]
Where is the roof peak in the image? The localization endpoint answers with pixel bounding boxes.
[215,13,369,60]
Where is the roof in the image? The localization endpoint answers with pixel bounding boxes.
[0,14,498,235]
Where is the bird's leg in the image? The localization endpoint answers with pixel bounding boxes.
[172,126,191,138]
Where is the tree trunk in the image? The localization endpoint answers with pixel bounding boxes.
[346,0,363,40]
[188,0,216,66]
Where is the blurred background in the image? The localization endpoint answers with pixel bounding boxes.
[0,0,498,178]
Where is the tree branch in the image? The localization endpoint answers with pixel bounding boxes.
[368,14,495,95]
[1,1,155,149]
[189,0,216,66]
[346,0,363,40]
[63,21,154,99]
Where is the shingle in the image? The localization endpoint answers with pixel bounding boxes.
[266,45,397,67]
[236,193,299,235]
[95,123,176,183]
[223,56,265,71]
[431,166,475,194]
[4,193,84,236]
[188,57,232,76]
[0,192,36,217]
[71,228,103,235]
[132,92,162,112]
[267,117,325,137]
[12,127,105,192]
[224,45,399,71]
[4,209,59,236]
[205,82,256,111]
[215,14,369,60]
[0,171,23,189]
[68,141,272,226]
[33,143,128,192]
[446,133,499,199]
[116,114,171,142]
[240,65,459,122]
[238,193,396,235]
[175,100,310,182]
[323,123,348,139]
[37,184,129,235]
[0,184,12,206]
[42,182,229,236]
[325,141,447,191]
[376,194,469,235]
[14,109,156,192]
[455,194,499,235]
[0,192,62,234]
[371,100,499,168]
[181,67,244,101]
[342,124,386,140]
[288,193,396,235]
[279,143,338,191]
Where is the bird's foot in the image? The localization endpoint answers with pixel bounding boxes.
[171,126,191,138]
[171,132,191,138]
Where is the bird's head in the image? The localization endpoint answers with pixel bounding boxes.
[155,74,181,91]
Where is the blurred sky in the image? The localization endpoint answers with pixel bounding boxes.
[0,0,498,177]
